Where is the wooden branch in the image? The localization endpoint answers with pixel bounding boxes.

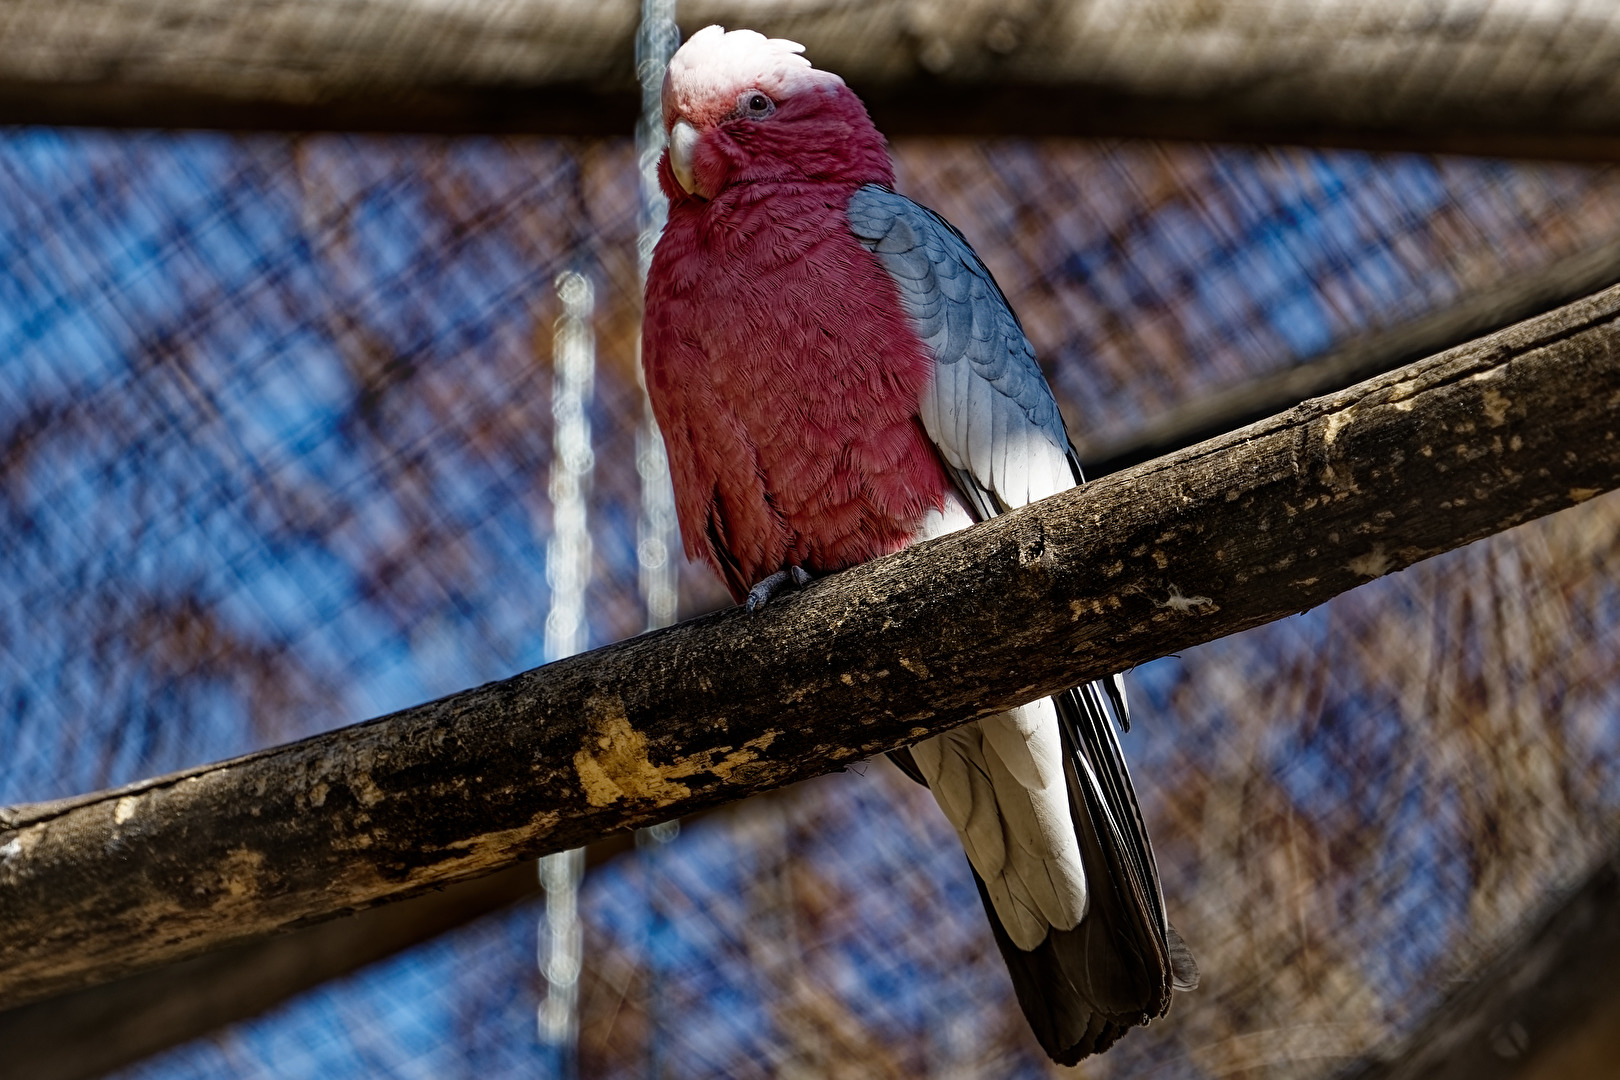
[3,0,1620,157]
[1342,850,1620,1080]
[5,284,1620,1011]
[17,250,1620,1077]
[28,251,1620,1079]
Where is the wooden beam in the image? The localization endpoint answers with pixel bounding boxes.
[17,253,1620,1073]
[0,829,653,1080]
[1076,237,1620,476]
[2,0,1620,156]
[1342,852,1620,1080]
[4,282,1620,1010]
[0,863,540,1080]
[24,252,1620,1077]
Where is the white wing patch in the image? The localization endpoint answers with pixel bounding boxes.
[908,493,1087,950]
[851,185,1105,952]
[850,186,1110,952]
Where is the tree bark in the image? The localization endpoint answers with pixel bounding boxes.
[2,0,1620,157]
[22,249,1620,1079]
[4,283,1620,1010]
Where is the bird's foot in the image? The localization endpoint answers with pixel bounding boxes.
[745,565,813,613]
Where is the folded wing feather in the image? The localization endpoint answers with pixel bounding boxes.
[849,189,1196,1047]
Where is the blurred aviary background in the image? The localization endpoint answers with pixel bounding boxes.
[5,2,1620,1078]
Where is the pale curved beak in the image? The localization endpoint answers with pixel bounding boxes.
[669,119,700,197]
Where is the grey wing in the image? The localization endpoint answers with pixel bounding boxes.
[850,184,1131,717]
[847,185,1080,518]
[849,185,1133,717]
[851,184,1195,1065]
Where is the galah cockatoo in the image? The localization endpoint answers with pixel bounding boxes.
[642,26,1199,1063]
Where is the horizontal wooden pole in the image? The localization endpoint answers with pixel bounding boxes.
[1,0,1620,157]
[29,244,1620,1078]
[4,284,1620,1010]
[0,864,541,1080]
[19,244,1620,1073]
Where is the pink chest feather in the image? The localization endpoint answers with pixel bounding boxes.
[643,181,950,600]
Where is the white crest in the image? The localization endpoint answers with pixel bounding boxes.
[663,25,844,129]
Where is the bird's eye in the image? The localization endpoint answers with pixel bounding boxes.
[735,91,775,119]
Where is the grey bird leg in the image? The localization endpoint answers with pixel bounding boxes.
[745,565,813,613]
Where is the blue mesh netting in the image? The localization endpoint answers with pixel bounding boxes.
[4,128,1620,1078]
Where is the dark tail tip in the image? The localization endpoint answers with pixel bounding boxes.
[1167,921,1201,992]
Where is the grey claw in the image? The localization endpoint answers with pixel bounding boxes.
[746,570,790,612]
[745,565,814,613]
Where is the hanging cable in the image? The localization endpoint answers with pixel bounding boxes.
[633,7,681,1075]
[635,0,681,637]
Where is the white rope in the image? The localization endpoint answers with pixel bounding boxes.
[538,269,596,1055]
[544,270,597,664]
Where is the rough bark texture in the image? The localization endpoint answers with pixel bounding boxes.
[3,0,1620,157]
[25,260,1620,1078]
[4,284,1620,1010]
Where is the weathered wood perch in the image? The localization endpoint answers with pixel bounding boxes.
[12,256,1620,1080]
[24,263,1620,1080]
[4,283,1620,1011]
[5,0,1620,158]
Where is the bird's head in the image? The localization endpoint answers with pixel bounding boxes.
[660,26,893,202]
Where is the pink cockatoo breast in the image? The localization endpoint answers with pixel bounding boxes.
[644,27,951,598]
[644,157,950,599]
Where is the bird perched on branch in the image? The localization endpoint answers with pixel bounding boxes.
[641,25,1198,1064]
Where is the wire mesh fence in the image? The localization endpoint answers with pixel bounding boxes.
[3,125,1620,1078]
